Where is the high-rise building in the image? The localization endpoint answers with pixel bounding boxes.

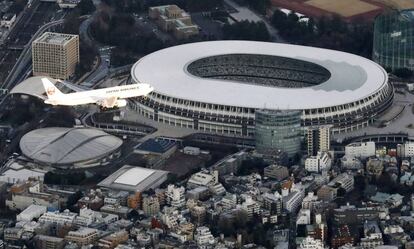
[255,109,302,158]
[307,126,331,156]
[373,10,414,71]
[32,32,79,80]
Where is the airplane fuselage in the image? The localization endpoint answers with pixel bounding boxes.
[45,83,153,106]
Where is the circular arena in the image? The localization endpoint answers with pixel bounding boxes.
[20,127,123,169]
[130,41,393,136]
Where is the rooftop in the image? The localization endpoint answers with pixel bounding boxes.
[132,41,388,110]
[33,32,78,45]
[114,167,155,186]
[135,138,176,154]
[98,165,168,192]
[19,127,123,166]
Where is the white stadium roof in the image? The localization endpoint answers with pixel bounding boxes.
[131,41,388,110]
[20,127,123,165]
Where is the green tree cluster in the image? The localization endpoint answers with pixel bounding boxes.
[44,172,86,185]
[223,20,270,41]
[393,68,413,79]
[9,0,27,14]
[271,10,373,58]
[77,0,96,15]
[234,0,270,14]
[61,10,98,77]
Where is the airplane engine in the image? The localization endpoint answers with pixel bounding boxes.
[115,99,127,108]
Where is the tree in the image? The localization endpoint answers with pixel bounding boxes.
[63,10,81,35]
[337,187,347,197]
[223,20,270,41]
[67,191,83,208]
[271,11,374,58]
[75,41,99,77]
[9,0,27,14]
[247,0,270,14]
[77,0,96,15]
[394,68,413,79]
[218,216,235,236]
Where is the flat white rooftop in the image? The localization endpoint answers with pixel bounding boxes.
[98,165,168,192]
[131,41,388,110]
[114,167,155,186]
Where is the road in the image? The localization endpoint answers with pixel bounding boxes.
[2,19,65,89]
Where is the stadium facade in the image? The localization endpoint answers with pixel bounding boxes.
[255,110,302,157]
[373,9,414,71]
[130,41,393,137]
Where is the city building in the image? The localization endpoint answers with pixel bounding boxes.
[32,32,79,80]
[360,221,384,248]
[299,236,325,249]
[255,109,302,157]
[166,185,186,208]
[149,5,199,40]
[373,9,414,71]
[262,192,283,215]
[333,204,387,225]
[282,183,305,213]
[57,0,81,8]
[0,13,15,29]
[0,162,45,184]
[194,226,215,248]
[307,126,331,156]
[305,152,332,173]
[34,235,65,249]
[6,181,60,211]
[97,230,129,249]
[142,196,160,216]
[16,204,47,222]
[331,225,354,249]
[317,185,337,202]
[345,141,376,159]
[65,228,99,247]
[402,142,414,157]
[130,41,393,137]
[328,173,354,193]
[187,170,219,188]
[264,165,289,181]
[39,210,77,226]
[239,196,260,218]
[97,165,168,193]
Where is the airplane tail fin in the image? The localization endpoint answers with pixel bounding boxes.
[41,78,63,98]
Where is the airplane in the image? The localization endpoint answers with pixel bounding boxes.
[42,78,154,109]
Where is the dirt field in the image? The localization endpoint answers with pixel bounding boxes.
[373,0,414,9]
[271,0,387,21]
[305,0,380,17]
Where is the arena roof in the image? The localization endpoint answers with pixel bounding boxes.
[10,76,87,99]
[131,41,388,110]
[19,127,123,165]
[98,165,168,192]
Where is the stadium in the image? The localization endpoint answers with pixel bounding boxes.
[19,127,123,169]
[130,41,393,137]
